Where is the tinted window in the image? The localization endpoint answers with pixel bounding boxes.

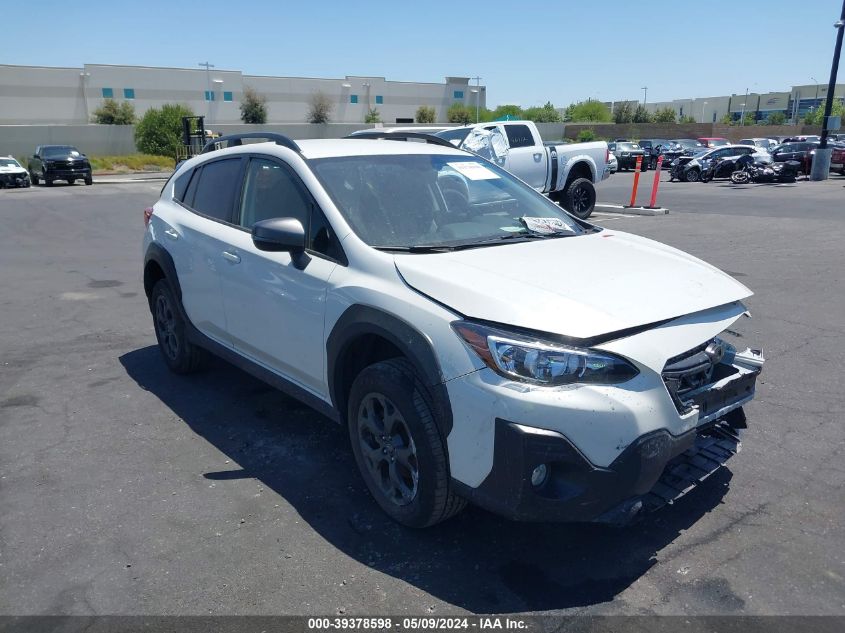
[308,207,344,262]
[238,158,310,228]
[191,158,243,221]
[173,169,193,202]
[504,124,534,149]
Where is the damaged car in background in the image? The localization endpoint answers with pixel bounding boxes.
[144,133,764,528]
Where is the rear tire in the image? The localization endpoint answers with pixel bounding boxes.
[30,172,39,186]
[44,177,53,187]
[348,358,465,528]
[730,171,749,184]
[67,178,75,185]
[150,279,208,374]
[84,175,93,186]
[560,177,596,220]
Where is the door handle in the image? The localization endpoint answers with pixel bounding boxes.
[164,228,178,240]
[533,153,543,161]
[222,250,241,264]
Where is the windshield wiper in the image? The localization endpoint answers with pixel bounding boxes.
[375,245,457,253]
[376,231,577,254]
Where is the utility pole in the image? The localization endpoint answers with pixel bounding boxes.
[199,61,214,121]
[811,0,845,180]
[740,87,749,126]
[641,86,648,105]
[473,76,482,123]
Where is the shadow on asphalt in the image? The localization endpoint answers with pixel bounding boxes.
[120,345,732,613]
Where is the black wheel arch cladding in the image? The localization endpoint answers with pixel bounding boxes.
[327,305,453,438]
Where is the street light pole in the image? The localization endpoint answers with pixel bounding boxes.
[199,61,214,120]
[811,0,845,180]
[740,87,749,125]
[641,86,648,105]
[473,76,482,123]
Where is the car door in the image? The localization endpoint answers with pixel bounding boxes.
[165,157,245,345]
[500,124,548,190]
[217,156,340,397]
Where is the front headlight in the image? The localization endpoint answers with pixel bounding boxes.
[451,322,639,386]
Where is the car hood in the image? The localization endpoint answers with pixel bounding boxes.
[394,231,752,340]
[0,166,26,173]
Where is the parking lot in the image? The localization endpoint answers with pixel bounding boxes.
[1,177,844,616]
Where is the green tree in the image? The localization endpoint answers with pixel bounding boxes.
[239,86,267,124]
[92,98,135,124]
[720,113,734,125]
[491,104,523,120]
[568,100,612,122]
[415,105,436,123]
[765,111,787,126]
[613,102,633,124]
[576,129,596,142]
[632,104,653,123]
[523,101,561,123]
[679,115,697,124]
[307,91,332,124]
[654,107,677,123]
[365,107,381,123]
[447,103,472,125]
[803,101,844,126]
[134,103,194,157]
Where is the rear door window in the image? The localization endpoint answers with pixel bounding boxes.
[190,158,244,222]
[504,124,534,149]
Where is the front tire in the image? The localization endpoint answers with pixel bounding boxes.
[67,178,75,185]
[348,358,465,528]
[30,172,39,186]
[684,168,700,183]
[150,279,207,374]
[730,171,749,184]
[560,177,596,220]
[84,175,93,186]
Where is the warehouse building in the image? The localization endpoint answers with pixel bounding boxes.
[639,84,845,123]
[0,63,486,125]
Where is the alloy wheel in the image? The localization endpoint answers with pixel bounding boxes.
[357,392,419,506]
[154,293,180,360]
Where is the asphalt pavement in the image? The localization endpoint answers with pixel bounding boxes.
[0,179,843,616]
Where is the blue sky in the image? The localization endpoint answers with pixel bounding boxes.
[9,0,844,107]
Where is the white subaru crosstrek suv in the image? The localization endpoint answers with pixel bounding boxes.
[143,133,764,527]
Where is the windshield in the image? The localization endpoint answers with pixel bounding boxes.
[434,128,472,146]
[43,146,81,158]
[674,139,702,149]
[0,158,21,167]
[311,154,586,250]
[707,139,729,147]
[618,143,639,150]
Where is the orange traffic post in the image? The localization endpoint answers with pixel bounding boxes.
[646,156,664,208]
[627,156,643,206]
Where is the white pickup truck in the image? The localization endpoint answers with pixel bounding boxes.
[434,120,609,219]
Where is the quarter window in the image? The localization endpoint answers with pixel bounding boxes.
[190,158,243,221]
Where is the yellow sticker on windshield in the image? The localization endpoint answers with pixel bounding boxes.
[447,161,500,180]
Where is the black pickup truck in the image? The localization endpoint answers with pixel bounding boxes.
[29,145,92,186]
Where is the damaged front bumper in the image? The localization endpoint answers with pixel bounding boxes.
[451,349,764,524]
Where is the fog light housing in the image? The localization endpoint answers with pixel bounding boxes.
[530,464,549,488]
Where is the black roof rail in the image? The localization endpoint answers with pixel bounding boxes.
[344,131,457,149]
[201,132,301,154]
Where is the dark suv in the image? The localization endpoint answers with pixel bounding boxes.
[29,145,92,186]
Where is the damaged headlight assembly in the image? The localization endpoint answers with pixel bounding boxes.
[452,321,639,386]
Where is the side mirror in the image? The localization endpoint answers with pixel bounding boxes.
[252,217,306,253]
